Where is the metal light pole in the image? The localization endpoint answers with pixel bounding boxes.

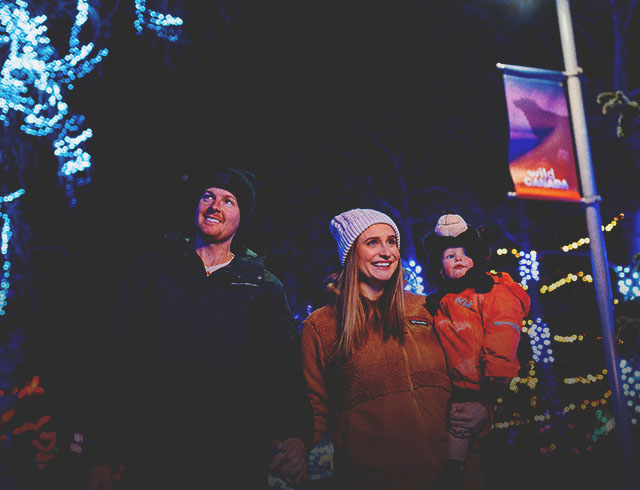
[555,0,638,487]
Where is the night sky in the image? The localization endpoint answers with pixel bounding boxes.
[22,0,636,315]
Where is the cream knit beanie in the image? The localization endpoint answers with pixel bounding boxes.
[434,214,468,237]
[330,208,401,266]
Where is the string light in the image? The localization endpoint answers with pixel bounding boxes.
[509,361,539,393]
[495,248,539,288]
[0,0,107,205]
[561,214,624,252]
[614,265,640,301]
[620,358,640,425]
[1,408,15,424]
[2,0,183,206]
[588,408,616,444]
[134,0,183,41]
[1,189,25,203]
[0,0,183,475]
[69,432,84,454]
[519,250,539,287]
[494,391,613,429]
[33,430,56,462]
[17,375,44,398]
[553,333,585,343]
[539,271,593,294]
[403,259,425,295]
[0,375,60,471]
[0,189,24,316]
[509,375,539,392]
[493,411,550,429]
[563,369,607,385]
[523,318,554,364]
[11,414,51,436]
[489,217,634,456]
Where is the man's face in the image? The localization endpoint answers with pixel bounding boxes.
[441,246,474,279]
[195,187,241,243]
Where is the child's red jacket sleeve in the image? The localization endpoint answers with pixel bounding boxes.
[480,273,531,378]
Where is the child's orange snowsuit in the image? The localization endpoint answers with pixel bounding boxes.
[433,272,531,391]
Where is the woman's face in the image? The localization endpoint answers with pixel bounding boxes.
[355,223,400,297]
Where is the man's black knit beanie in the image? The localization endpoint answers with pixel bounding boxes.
[192,168,258,228]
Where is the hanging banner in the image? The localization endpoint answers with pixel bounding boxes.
[499,64,581,202]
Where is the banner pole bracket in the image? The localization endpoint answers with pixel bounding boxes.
[562,67,583,77]
[581,195,602,205]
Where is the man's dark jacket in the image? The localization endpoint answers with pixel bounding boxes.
[86,232,313,489]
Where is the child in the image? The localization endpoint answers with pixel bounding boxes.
[422,213,530,490]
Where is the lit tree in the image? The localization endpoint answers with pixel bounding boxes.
[0,1,183,484]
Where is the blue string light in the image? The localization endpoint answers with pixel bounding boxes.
[614,265,640,301]
[0,188,24,316]
[403,258,425,295]
[0,0,108,205]
[525,317,555,364]
[518,250,540,288]
[133,0,183,42]
[620,358,640,425]
[495,248,540,289]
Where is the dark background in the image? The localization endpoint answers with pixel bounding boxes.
[2,1,640,489]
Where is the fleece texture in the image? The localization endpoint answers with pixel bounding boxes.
[301,291,486,490]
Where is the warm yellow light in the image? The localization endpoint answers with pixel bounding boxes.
[561,215,620,251]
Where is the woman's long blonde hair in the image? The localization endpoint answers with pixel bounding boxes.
[327,244,406,357]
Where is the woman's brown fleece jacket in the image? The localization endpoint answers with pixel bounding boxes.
[301,291,486,490]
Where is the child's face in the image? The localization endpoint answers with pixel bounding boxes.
[441,246,474,279]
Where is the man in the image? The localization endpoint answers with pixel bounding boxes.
[86,168,313,489]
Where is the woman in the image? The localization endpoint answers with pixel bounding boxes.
[301,208,490,490]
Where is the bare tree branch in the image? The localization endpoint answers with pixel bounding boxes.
[378,199,400,221]
[359,127,401,176]
[622,0,639,35]
[574,22,606,62]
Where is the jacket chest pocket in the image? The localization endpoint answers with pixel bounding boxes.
[227,281,262,310]
[404,318,449,383]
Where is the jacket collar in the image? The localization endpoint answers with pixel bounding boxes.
[163,229,265,274]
